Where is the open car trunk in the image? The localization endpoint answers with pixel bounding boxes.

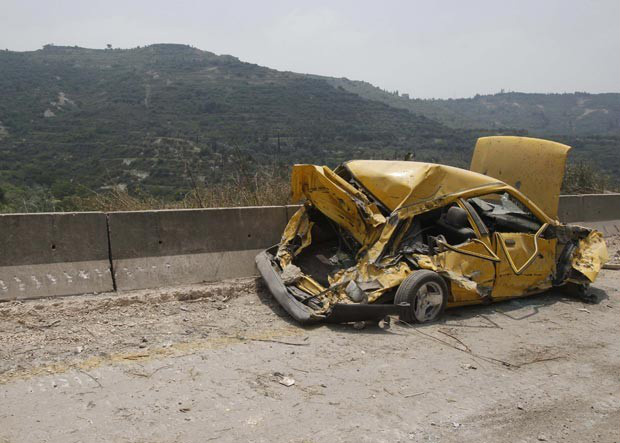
[256,165,408,324]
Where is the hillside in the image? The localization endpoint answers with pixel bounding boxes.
[0,44,618,211]
[0,44,484,205]
[325,77,620,136]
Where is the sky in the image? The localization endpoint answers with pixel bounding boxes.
[1,0,618,98]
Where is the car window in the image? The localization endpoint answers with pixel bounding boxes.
[468,192,542,234]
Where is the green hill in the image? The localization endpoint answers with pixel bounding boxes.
[324,77,620,136]
[0,44,618,211]
[0,44,483,203]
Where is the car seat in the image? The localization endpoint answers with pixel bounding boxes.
[437,206,476,244]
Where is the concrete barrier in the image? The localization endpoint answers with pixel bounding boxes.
[1,194,618,301]
[557,195,584,223]
[558,194,620,236]
[0,212,114,301]
[559,194,620,222]
[580,194,620,221]
[108,206,289,291]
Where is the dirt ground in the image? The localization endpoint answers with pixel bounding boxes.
[1,240,619,443]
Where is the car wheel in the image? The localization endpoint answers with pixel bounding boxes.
[394,270,448,323]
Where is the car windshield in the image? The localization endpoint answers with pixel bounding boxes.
[471,193,531,217]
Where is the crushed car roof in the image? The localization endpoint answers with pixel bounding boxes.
[343,160,503,212]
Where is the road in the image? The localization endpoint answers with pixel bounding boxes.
[1,257,619,442]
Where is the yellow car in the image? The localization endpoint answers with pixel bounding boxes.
[256,136,608,324]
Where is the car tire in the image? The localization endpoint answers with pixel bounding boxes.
[394,270,448,323]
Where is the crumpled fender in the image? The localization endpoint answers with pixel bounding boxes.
[571,230,609,282]
[290,164,385,246]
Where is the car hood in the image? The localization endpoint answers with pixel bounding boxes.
[470,136,571,220]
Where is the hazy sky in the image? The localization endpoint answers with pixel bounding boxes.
[1,0,618,98]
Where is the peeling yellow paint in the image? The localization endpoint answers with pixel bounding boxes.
[432,240,496,302]
[290,164,385,245]
[277,206,313,267]
[571,230,609,282]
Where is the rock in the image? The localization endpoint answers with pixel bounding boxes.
[273,371,295,387]
[378,317,391,329]
[278,376,295,387]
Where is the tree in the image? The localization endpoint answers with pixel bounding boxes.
[106,44,112,50]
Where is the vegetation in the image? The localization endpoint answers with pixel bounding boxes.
[0,44,617,213]
[70,163,291,212]
[3,157,608,213]
[0,44,481,206]
[325,77,620,136]
[562,162,615,195]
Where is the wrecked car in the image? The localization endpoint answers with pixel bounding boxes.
[256,136,609,324]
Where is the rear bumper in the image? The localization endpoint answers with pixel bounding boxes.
[255,249,407,325]
[255,249,322,324]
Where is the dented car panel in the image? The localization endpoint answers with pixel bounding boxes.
[342,160,502,212]
[570,230,609,282]
[431,239,496,304]
[470,136,571,219]
[492,233,557,299]
[257,136,608,324]
[290,164,385,246]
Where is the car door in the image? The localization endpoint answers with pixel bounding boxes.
[430,199,500,304]
[492,231,556,299]
[467,192,556,299]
